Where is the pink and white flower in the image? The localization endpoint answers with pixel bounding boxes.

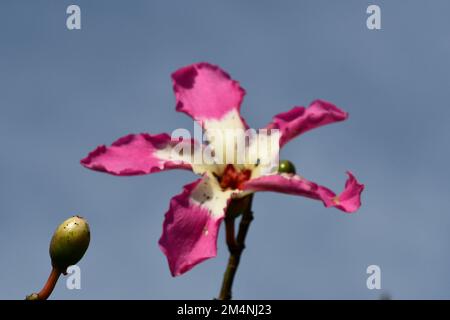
[81,63,364,276]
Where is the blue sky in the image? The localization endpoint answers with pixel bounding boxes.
[1,0,450,299]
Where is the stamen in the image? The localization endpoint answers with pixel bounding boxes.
[218,164,252,190]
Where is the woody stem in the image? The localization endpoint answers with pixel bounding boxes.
[218,194,254,300]
[26,267,61,300]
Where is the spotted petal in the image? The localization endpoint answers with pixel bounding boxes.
[81,133,197,176]
[172,62,248,131]
[267,100,348,147]
[242,171,364,213]
[159,174,234,276]
[172,63,250,167]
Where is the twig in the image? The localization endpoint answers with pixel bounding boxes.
[26,267,61,300]
[218,194,254,300]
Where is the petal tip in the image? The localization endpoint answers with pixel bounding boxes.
[172,64,198,90]
[336,171,364,213]
[80,145,107,167]
[311,99,348,120]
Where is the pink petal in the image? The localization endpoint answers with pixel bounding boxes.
[242,171,364,213]
[81,133,195,176]
[159,176,232,276]
[267,100,348,147]
[172,62,248,129]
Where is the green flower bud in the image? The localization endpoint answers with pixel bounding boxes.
[278,160,296,175]
[49,216,90,272]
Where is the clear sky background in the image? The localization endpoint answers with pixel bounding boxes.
[1,0,449,299]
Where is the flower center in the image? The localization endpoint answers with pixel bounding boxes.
[218,164,252,190]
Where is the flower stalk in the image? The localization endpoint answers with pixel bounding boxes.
[218,194,254,300]
[26,268,61,300]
